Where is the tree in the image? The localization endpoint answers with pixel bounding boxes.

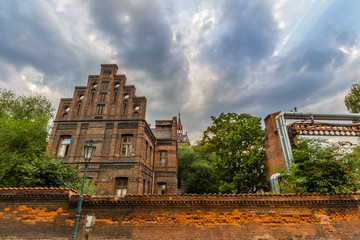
[201,113,268,193]
[345,82,360,113]
[280,138,360,194]
[178,144,218,193]
[0,89,80,188]
[73,179,104,196]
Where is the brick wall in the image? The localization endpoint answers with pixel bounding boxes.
[1,188,360,239]
[264,112,287,182]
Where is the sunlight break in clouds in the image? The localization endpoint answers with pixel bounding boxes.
[1,0,360,143]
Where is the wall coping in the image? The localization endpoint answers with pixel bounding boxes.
[1,188,359,206]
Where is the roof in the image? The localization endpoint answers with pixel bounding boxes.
[151,129,172,139]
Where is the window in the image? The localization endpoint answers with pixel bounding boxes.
[149,146,153,164]
[91,90,96,103]
[96,104,105,115]
[58,137,71,157]
[143,179,146,194]
[157,183,166,195]
[76,102,81,116]
[121,135,132,157]
[113,90,118,103]
[123,101,128,115]
[101,81,109,90]
[145,141,148,163]
[115,177,128,196]
[148,181,151,194]
[159,151,167,167]
[99,92,107,102]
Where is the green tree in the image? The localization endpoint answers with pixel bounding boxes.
[178,144,218,193]
[201,113,268,193]
[73,179,104,196]
[280,138,360,194]
[345,82,360,113]
[0,89,80,188]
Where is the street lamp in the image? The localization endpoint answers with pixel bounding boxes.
[71,140,96,240]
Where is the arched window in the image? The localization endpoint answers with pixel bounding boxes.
[90,90,96,103]
[76,102,81,116]
[123,100,128,115]
[113,90,118,103]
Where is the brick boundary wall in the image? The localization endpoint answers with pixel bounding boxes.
[1,188,360,239]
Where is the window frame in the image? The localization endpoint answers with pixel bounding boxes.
[58,136,71,158]
[159,151,167,167]
[121,135,133,157]
[157,182,166,195]
[115,177,128,196]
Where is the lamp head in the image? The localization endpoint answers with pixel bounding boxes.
[84,140,96,162]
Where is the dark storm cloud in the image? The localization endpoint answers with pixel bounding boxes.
[184,0,360,142]
[0,0,101,91]
[200,0,278,67]
[193,0,279,114]
[88,0,188,81]
[87,0,190,120]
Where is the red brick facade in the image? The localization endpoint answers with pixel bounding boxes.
[264,112,286,181]
[46,64,178,195]
[1,188,360,239]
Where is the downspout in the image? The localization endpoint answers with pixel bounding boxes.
[275,112,292,171]
[270,173,281,193]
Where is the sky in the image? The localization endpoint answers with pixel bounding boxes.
[1,0,360,143]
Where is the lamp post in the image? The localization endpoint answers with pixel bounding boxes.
[71,140,96,240]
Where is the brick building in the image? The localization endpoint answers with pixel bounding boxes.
[46,64,178,195]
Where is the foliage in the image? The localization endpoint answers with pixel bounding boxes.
[0,89,80,188]
[73,178,104,196]
[201,112,268,193]
[178,144,218,193]
[345,82,360,113]
[280,138,360,194]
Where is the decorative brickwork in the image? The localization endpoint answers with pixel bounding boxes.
[57,123,78,129]
[1,188,360,239]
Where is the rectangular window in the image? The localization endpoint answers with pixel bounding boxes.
[149,146,153,164]
[121,135,133,157]
[116,178,128,196]
[58,137,71,157]
[157,183,166,195]
[145,141,148,163]
[143,179,146,194]
[159,151,167,167]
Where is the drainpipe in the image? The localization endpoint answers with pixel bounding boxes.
[275,113,293,171]
[270,173,281,193]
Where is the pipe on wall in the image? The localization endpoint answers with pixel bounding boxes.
[272,111,360,193]
[270,173,281,193]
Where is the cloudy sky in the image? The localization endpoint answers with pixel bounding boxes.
[1,0,360,143]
